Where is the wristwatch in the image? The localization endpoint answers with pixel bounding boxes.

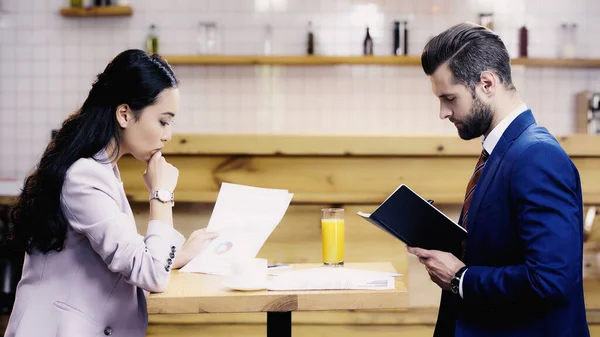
[450,266,468,295]
[149,189,174,207]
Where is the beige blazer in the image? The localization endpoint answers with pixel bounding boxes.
[4,151,185,337]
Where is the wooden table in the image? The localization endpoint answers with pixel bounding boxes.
[147,262,409,337]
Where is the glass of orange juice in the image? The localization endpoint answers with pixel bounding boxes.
[321,208,344,266]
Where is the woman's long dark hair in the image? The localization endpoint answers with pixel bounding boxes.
[9,49,178,254]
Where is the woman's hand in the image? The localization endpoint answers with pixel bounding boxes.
[143,151,179,193]
[173,228,218,269]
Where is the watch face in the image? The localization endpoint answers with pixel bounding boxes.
[450,277,459,292]
[157,189,171,201]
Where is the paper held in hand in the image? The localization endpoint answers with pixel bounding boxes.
[179,183,293,276]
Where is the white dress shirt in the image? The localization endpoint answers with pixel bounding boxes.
[459,103,528,298]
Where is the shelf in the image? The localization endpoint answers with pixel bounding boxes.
[512,58,600,68]
[163,55,600,68]
[59,5,133,17]
[164,55,421,66]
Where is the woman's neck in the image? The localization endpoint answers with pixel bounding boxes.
[105,139,126,167]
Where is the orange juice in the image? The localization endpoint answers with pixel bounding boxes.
[321,219,345,265]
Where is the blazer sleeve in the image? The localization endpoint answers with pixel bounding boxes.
[61,159,186,293]
[462,141,582,305]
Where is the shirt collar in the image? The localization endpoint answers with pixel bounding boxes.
[482,103,528,155]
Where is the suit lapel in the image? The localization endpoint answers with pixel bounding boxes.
[465,110,536,233]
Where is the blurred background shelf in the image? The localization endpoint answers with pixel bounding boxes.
[512,58,600,68]
[59,5,133,17]
[164,55,422,66]
[163,55,600,68]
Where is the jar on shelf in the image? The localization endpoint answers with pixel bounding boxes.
[197,22,218,54]
[558,23,578,59]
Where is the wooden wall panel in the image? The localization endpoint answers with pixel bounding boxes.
[119,155,600,205]
[162,134,600,157]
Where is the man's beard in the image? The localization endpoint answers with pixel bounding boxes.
[454,95,494,140]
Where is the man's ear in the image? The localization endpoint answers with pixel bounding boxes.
[479,71,496,97]
[115,104,131,128]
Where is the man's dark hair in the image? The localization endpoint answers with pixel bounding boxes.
[421,22,515,93]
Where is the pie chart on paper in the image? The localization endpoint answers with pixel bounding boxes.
[212,241,233,255]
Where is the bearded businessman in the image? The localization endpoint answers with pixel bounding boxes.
[406,23,589,337]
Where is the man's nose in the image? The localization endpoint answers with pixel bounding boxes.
[439,106,452,120]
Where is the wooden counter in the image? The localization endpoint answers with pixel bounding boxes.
[148,262,408,315]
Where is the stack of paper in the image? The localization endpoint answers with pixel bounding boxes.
[267,268,401,291]
[180,183,293,275]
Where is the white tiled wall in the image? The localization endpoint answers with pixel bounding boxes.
[1,0,600,183]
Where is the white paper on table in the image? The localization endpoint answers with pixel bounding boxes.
[267,267,401,291]
[180,183,293,275]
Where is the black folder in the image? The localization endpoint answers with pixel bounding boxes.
[357,184,467,256]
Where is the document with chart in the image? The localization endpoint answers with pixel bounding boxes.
[180,183,293,275]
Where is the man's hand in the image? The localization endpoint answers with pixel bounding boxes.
[406,246,465,291]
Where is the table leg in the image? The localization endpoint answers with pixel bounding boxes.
[267,311,291,337]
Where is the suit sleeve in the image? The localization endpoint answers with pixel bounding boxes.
[462,141,582,305]
[61,159,186,293]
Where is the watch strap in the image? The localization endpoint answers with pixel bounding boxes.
[451,266,468,295]
[455,266,468,279]
[149,189,175,207]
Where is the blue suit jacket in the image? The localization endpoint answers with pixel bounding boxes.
[434,111,589,337]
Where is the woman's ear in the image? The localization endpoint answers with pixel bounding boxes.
[115,104,131,128]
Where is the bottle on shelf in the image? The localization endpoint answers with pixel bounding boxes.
[479,13,494,30]
[518,25,528,58]
[363,27,373,55]
[91,0,115,6]
[307,21,315,55]
[393,21,409,56]
[264,24,273,55]
[70,0,83,8]
[393,21,400,55]
[565,23,578,58]
[402,21,408,55]
[146,24,159,54]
